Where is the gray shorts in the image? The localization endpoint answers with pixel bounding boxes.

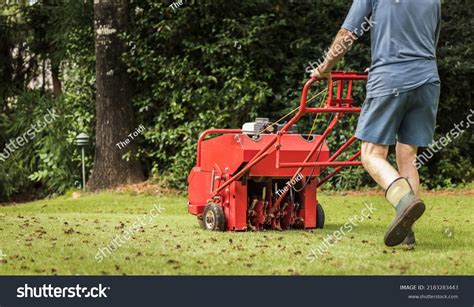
[355,82,440,147]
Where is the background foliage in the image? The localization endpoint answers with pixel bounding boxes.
[0,0,472,200]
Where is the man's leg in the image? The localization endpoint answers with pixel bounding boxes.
[396,142,419,196]
[396,142,419,245]
[392,82,440,245]
[360,141,399,189]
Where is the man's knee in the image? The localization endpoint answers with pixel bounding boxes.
[396,143,418,165]
[361,141,389,167]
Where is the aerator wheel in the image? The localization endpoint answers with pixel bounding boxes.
[202,203,226,231]
[316,203,325,229]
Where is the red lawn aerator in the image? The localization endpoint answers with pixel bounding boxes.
[188,71,368,231]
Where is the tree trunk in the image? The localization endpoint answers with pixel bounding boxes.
[51,60,62,98]
[0,15,12,111]
[87,0,144,191]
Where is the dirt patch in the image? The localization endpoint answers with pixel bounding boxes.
[111,181,180,196]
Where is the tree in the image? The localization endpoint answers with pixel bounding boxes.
[87,0,144,191]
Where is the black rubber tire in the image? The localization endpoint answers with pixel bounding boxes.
[202,203,226,231]
[316,203,325,229]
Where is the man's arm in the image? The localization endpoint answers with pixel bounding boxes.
[311,28,356,79]
[311,0,372,79]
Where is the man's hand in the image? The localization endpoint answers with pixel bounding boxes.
[311,66,331,79]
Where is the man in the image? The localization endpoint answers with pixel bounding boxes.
[311,0,441,246]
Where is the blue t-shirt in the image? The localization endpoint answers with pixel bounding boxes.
[342,0,441,98]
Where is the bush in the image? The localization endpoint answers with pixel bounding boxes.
[1,0,472,200]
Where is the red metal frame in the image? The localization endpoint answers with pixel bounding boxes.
[211,71,367,196]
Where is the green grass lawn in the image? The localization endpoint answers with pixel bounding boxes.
[0,190,472,275]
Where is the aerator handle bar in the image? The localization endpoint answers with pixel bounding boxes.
[210,71,368,196]
[279,71,367,132]
[276,71,367,172]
